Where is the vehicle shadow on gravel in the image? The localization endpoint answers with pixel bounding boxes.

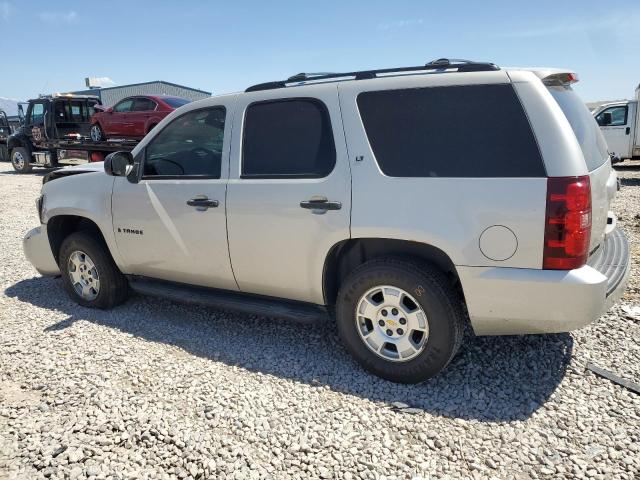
[6,277,573,422]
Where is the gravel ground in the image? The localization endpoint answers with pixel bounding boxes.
[0,163,639,480]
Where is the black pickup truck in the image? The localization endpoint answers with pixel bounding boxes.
[7,94,138,173]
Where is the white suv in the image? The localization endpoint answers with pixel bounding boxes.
[23,59,630,383]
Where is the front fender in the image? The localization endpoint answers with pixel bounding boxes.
[43,172,128,273]
[7,132,31,151]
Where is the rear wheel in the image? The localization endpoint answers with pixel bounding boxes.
[90,123,104,142]
[336,257,464,383]
[59,232,129,309]
[11,147,32,173]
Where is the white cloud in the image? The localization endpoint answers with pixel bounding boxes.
[0,2,12,21]
[39,10,78,24]
[379,18,424,31]
[88,77,116,88]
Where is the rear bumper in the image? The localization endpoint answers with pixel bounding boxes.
[23,225,60,276]
[459,227,630,335]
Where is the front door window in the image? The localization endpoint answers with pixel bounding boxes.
[27,103,45,126]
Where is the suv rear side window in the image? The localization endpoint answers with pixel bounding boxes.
[357,84,545,177]
[242,98,336,178]
[547,85,608,171]
[144,107,226,178]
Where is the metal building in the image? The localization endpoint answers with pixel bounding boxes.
[69,81,211,106]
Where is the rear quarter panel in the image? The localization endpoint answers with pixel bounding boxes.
[338,73,547,269]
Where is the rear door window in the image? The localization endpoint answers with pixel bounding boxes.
[357,84,545,177]
[241,98,336,178]
[133,98,157,112]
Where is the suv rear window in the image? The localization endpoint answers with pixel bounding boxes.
[547,85,608,171]
[242,98,336,178]
[357,84,545,177]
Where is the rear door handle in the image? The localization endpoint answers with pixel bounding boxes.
[300,198,342,211]
[187,197,219,209]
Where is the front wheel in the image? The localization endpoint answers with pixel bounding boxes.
[59,232,129,309]
[11,147,32,173]
[336,257,465,383]
[90,124,104,142]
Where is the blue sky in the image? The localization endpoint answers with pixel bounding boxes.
[1,0,639,102]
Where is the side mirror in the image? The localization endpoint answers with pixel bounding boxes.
[104,151,134,177]
[18,104,25,125]
[600,112,612,126]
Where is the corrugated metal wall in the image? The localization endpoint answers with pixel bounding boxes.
[99,82,210,106]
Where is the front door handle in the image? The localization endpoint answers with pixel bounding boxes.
[626,127,631,135]
[187,197,219,209]
[300,198,342,211]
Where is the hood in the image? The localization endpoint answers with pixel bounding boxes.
[65,161,105,172]
[42,162,105,184]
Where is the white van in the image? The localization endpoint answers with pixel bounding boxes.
[592,85,640,162]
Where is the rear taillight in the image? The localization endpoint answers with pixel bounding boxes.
[543,176,591,270]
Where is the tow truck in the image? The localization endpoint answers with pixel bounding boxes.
[7,94,138,173]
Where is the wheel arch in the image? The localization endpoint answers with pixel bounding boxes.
[323,238,463,306]
[47,215,110,264]
[7,134,31,152]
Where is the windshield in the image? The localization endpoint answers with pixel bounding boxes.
[547,84,608,171]
[163,97,191,109]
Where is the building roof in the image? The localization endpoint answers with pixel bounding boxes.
[69,80,211,98]
[94,80,211,95]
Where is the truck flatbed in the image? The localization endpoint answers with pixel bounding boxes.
[34,137,138,153]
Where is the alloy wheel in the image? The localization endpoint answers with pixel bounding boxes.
[12,151,24,170]
[355,285,429,362]
[90,125,102,142]
[67,250,100,301]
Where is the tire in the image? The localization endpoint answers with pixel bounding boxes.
[336,257,465,384]
[90,123,104,142]
[11,147,32,173]
[59,232,129,309]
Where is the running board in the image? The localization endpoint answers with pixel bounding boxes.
[128,277,328,324]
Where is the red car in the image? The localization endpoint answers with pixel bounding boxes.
[90,95,190,141]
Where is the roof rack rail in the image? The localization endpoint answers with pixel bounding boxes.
[246,58,499,92]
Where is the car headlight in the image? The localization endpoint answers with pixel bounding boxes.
[36,194,45,223]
